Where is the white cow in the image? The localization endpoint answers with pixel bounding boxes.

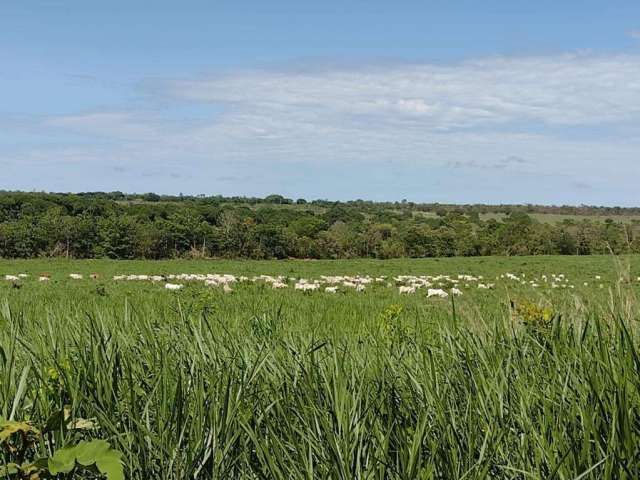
[427,288,449,298]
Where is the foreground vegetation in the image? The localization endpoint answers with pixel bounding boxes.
[1,256,639,478]
[2,191,640,259]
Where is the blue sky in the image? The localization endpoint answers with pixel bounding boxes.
[2,1,640,205]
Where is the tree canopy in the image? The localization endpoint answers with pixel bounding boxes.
[0,191,638,259]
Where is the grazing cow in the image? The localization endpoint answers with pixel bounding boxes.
[398,286,416,294]
[427,288,448,298]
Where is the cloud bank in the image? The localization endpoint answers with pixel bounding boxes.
[3,53,640,204]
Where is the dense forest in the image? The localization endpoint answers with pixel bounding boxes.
[0,191,638,259]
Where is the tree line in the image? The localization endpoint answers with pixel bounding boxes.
[0,191,638,259]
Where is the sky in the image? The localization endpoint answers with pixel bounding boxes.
[1,1,640,205]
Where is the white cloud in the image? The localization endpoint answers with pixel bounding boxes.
[3,53,640,203]
[166,54,640,129]
[629,30,640,40]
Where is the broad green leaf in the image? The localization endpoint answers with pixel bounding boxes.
[75,439,111,465]
[48,446,79,474]
[49,440,124,480]
[96,450,125,480]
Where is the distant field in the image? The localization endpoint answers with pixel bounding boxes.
[3,254,638,277]
[3,255,634,320]
[412,210,640,223]
[482,212,640,224]
[1,255,639,477]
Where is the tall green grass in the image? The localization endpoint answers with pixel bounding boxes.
[0,262,639,478]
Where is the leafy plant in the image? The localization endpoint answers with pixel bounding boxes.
[48,440,123,479]
[0,417,123,479]
[511,298,554,328]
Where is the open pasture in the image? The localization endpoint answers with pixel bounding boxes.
[1,255,640,478]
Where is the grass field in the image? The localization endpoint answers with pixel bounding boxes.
[413,211,640,224]
[482,212,640,224]
[1,255,640,478]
